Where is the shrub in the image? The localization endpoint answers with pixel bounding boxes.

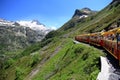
[44,30,60,39]
[74,47,84,54]
[15,67,24,80]
[4,58,15,69]
[21,42,41,56]
[29,54,41,67]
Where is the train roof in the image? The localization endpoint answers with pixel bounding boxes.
[102,27,120,35]
[90,32,101,36]
[102,31,114,36]
[77,33,90,36]
[75,27,120,37]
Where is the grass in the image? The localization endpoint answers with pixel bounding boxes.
[33,39,104,80]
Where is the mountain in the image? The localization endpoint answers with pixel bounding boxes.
[59,0,120,33]
[0,19,52,52]
[17,20,52,34]
[1,0,120,80]
[0,18,14,26]
[58,8,97,31]
[0,19,52,34]
[72,7,97,19]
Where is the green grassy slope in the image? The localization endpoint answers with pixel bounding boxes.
[1,1,120,80]
[33,39,103,80]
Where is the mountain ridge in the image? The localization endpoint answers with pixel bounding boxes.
[72,7,97,19]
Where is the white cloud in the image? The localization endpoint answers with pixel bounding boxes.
[48,23,59,30]
[50,26,57,30]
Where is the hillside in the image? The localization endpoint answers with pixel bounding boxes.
[58,0,120,36]
[0,0,120,80]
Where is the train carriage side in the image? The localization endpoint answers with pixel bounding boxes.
[75,27,120,65]
[75,34,90,43]
[102,31,117,58]
[102,28,120,65]
[89,32,101,46]
[116,29,120,64]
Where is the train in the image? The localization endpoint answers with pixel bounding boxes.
[75,27,120,64]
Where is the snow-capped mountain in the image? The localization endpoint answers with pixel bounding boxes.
[0,18,54,51]
[17,20,51,34]
[0,19,53,34]
[0,18,14,26]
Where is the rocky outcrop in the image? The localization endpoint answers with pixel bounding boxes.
[72,7,97,19]
[110,0,120,5]
[113,0,120,1]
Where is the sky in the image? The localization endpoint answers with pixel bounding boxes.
[0,0,112,29]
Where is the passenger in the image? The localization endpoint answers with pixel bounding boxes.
[103,36,107,40]
[111,34,115,40]
[117,34,120,41]
[107,34,111,40]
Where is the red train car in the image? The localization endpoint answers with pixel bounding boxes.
[75,27,120,65]
[89,32,102,46]
[75,34,90,43]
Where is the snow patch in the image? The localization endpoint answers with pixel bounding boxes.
[79,15,88,19]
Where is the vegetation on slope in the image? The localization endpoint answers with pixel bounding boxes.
[0,50,42,80]
[33,39,103,80]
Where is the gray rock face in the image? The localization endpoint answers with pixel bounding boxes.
[72,7,97,19]
[113,0,120,1]
[111,0,120,4]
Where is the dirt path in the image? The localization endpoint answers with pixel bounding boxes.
[24,57,47,80]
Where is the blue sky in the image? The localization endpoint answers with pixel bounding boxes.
[0,0,112,29]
